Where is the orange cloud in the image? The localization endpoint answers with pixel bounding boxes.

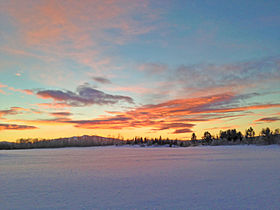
[0,83,7,88]
[8,87,34,95]
[0,83,7,94]
[7,93,280,134]
[66,93,280,133]
[0,123,38,131]
[22,89,34,95]
[8,117,71,126]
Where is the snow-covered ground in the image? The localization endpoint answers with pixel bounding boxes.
[1,145,279,210]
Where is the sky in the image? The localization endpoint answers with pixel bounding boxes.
[0,0,280,141]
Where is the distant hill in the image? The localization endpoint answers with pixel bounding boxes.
[0,135,124,150]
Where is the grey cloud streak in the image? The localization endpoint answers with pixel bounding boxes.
[92,77,112,84]
[34,84,134,107]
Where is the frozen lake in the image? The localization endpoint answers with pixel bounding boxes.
[1,145,280,209]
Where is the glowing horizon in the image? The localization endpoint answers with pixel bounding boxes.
[0,0,279,141]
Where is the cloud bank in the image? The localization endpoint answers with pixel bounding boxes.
[29,92,279,134]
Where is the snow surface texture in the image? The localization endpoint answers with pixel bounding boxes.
[1,145,280,210]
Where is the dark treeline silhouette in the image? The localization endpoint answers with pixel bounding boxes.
[126,127,280,147]
[0,135,124,150]
[203,127,280,146]
[0,127,280,150]
[126,136,181,147]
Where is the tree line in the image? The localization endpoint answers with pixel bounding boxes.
[0,127,279,150]
[126,127,280,147]
[199,127,280,146]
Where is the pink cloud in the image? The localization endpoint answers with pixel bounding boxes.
[0,107,30,118]
[0,83,7,88]
[22,89,34,95]
[0,83,7,94]
[110,86,152,94]
[8,87,34,95]
[36,103,71,109]
[3,0,159,76]
[0,89,6,94]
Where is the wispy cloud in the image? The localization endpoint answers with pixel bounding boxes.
[1,0,160,82]
[172,128,193,134]
[49,111,72,118]
[60,93,280,133]
[0,107,29,118]
[8,91,280,134]
[138,63,168,74]
[8,87,34,95]
[0,83,7,88]
[35,103,71,109]
[0,123,38,130]
[108,85,152,94]
[255,117,280,123]
[169,56,280,97]
[207,125,239,131]
[0,83,8,94]
[0,83,34,95]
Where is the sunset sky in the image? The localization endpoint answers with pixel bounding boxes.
[0,0,279,141]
